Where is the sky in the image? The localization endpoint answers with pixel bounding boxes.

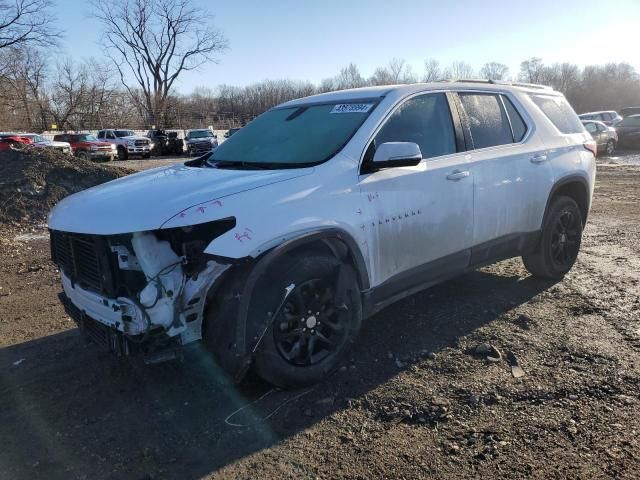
[60,0,640,93]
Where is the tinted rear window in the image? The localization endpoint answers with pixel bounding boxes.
[530,95,583,134]
[459,93,513,149]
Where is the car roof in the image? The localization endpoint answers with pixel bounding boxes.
[279,80,558,108]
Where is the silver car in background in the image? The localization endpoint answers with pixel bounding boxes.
[579,110,623,126]
[582,120,618,155]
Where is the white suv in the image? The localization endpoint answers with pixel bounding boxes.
[49,81,596,387]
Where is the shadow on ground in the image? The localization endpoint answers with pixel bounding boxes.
[0,268,554,479]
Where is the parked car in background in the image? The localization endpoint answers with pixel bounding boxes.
[620,107,640,118]
[223,128,241,138]
[96,129,151,160]
[581,120,617,155]
[0,134,32,151]
[18,134,72,154]
[615,114,640,148]
[146,129,184,156]
[578,111,622,126]
[53,133,116,161]
[185,128,218,156]
[49,81,596,387]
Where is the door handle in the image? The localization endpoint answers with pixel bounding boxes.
[446,170,470,181]
[530,153,548,163]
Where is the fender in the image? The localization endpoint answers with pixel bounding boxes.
[209,228,370,381]
[543,174,591,226]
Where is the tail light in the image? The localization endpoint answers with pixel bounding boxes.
[583,140,597,157]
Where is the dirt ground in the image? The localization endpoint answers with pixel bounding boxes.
[1,153,640,479]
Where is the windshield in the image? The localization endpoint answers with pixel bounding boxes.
[188,130,213,139]
[619,116,640,127]
[78,135,97,141]
[114,130,134,138]
[210,101,377,166]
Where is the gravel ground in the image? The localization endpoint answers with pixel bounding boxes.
[0,158,639,479]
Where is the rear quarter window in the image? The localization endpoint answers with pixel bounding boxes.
[530,94,583,134]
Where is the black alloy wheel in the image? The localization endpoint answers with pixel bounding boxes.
[549,209,581,269]
[273,278,349,366]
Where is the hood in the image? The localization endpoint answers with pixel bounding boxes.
[48,163,312,235]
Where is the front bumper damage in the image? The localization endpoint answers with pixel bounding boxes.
[57,231,229,362]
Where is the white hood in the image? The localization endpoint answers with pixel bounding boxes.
[48,163,312,234]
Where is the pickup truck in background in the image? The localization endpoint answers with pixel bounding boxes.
[53,133,117,161]
[96,129,151,160]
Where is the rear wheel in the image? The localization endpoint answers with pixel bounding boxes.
[253,253,362,388]
[605,139,615,156]
[77,151,90,161]
[522,196,583,279]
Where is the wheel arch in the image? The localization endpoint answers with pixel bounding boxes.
[202,228,369,381]
[544,175,590,226]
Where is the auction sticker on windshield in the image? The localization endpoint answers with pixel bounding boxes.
[330,103,374,113]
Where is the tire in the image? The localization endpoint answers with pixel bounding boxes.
[77,151,90,161]
[250,253,362,388]
[522,195,583,279]
[117,146,128,161]
[605,139,615,156]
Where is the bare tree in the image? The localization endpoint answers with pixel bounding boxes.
[370,58,415,85]
[443,61,474,79]
[480,62,509,81]
[0,0,60,49]
[423,58,441,82]
[518,57,546,84]
[335,63,366,89]
[92,0,228,127]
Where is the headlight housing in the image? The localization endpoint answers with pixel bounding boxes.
[111,144,117,151]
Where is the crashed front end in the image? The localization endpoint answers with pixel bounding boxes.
[50,220,234,362]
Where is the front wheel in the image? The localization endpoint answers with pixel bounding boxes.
[77,151,90,161]
[523,196,583,279]
[252,253,362,388]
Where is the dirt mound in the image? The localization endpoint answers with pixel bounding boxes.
[0,147,135,225]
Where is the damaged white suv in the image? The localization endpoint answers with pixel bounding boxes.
[49,81,596,387]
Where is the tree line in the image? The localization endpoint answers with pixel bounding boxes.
[0,0,639,132]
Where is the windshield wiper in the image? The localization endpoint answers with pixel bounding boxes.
[209,160,282,170]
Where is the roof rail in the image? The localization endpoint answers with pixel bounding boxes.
[439,78,552,90]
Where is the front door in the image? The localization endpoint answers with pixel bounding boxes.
[358,92,474,290]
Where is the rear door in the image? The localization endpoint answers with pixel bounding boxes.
[455,91,553,262]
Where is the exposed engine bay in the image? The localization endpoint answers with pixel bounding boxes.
[50,220,235,359]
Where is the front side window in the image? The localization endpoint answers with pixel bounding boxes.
[459,93,513,148]
[373,93,456,160]
[530,94,583,134]
[97,131,104,139]
[211,101,378,166]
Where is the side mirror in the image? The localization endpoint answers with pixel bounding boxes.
[370,142,422,170]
